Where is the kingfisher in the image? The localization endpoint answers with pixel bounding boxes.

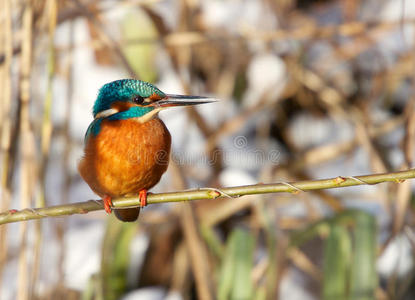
[78,79,215,222]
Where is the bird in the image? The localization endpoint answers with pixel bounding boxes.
[78,79,216,222]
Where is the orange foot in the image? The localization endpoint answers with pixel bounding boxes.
[139,189,148,207]
[103,195,113,214]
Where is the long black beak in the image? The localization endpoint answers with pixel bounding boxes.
[156,94,218,107]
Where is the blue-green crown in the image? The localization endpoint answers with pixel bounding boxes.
[93,79,165,117]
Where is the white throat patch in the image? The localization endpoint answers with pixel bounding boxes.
[132,107,165,123]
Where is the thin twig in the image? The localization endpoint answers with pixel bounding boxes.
[0,169,414,225]
[0,0,13,295]
[18,2,33,300]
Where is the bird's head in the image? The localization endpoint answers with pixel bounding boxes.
[93,79,216,122]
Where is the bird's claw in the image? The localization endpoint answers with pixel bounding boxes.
[139,189,147,207]
[103,195,113,214]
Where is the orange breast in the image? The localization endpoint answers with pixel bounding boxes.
[78,117,171,198]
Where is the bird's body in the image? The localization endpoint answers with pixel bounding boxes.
[78,79,214,222]
[78,118,171,221]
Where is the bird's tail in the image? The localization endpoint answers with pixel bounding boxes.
[114,207,140,222]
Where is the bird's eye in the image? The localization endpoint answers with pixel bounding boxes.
[132,95,145,105]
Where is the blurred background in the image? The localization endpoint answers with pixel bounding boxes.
[1,0,415,299]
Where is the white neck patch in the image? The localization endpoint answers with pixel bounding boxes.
[95,108,118,119]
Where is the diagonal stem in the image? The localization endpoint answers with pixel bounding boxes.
[1,169,414,225]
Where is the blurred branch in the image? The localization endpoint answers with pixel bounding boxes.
[80,19,415,48]
[71,0,139,78]
[0,0,14,294]
[1,169,415,225]
[18,1,34,299]
[2,18,415,64]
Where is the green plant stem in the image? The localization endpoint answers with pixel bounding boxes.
[1,169,414,225]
